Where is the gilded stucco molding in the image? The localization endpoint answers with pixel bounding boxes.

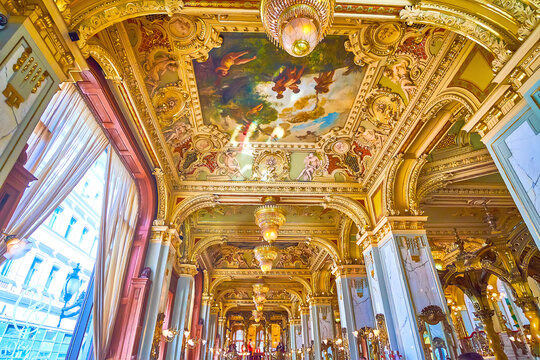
[400,4,513,72]
[363,34,466,189]
[306,237,341,264]
[83,43,123,82]
[406,154,428,216]
[383,154,404,216]
[492,0,539,40]
[345,21,406,65]
[71,0,185,47]
[152,167,169,226]
[322,195,371,233]
[339,217,353,262]
[171,193,219,227]
[189,235,226,263]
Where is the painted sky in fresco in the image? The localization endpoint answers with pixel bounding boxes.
[194,33,365,143]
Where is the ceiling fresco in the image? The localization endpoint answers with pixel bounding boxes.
[111,15,452,185]
[193,34,365,143]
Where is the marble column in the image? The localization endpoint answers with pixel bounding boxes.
[217,316,226,354]
[199,294,212,360]
[300,307,310,360]
[139,226,180,359]
[206,305,219,360]
[290,318,301,359]
[334,265,374,360]
[165,264,197,360]
[309,297,334,360]
[359,217,455,360]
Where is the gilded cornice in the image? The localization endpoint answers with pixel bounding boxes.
[357,215,427,247]
[173,262,198,276]
[308,296,334,306]
[212,268,312,277]
[331,265,367,278]
[400,4,515,72]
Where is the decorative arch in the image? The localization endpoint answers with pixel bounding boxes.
[399,2,532,72]
[289,276,313,295]
[322,195,371,233]
[170,193,219,227]
[384,100,467,214]
[70,0,184,46]
[189,235,227,263]
[307,237,341,264]
[210,276,233,295]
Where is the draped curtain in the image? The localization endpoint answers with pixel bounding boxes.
[93,149,140,359]
[2,83,108,255]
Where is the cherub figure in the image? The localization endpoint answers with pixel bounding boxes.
[145,54,179,95]
[356,125,387,150]
[314,70,336,94]
[384,58,416,101]
[272,66,305,99]
[215,50,257,77]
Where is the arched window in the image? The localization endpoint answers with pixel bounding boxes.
[0,83,140,360]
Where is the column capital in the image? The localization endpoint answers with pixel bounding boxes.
[331,265,366,278]
[210,304,220,314]
[174,263,198,276]
[289,318,301,326]
[218,316,226,324]
[300,306,310,315]
[308,296,333,306]
[514,295,539,312]
[150,225,180,246]
[473,308,495,322]
[357,216,428,247]
[202,293,213,304]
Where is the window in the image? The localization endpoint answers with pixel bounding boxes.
[65,217,77,239]
[23,257,43,287]
[49,207,63,228]
[79,227,89,245]
[44,265,59,292]
[0,260,12,277]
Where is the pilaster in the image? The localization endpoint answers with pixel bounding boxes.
[300,306,311,360]
[359,216,456,360]
[165,264,198,360]
[139,225,180,359]
[309,296,334,360]
[333,265,372,360]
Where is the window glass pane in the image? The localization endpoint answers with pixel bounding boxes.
[0,150,107,359]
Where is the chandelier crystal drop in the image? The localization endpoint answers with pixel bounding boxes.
[254,197,286,243]
[260,0,335,57]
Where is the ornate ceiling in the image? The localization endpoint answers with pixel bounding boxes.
[34,0,538,318]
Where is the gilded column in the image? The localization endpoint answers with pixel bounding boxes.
[473,306,508,360]
[165,263,198,360]
[140,225,180,359]
[514,295,540,355]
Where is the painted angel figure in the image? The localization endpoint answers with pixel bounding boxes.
[297,152,321,182]
[384,58,417,102]
[356,126,388,150]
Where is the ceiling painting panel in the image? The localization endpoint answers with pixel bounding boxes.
[193,33,365,144]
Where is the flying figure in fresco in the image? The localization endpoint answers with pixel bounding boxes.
[272,66,305,99]
[215,50,257,77]
[246,103,264,117]
[314,70,336,94]
[145,54,179,95]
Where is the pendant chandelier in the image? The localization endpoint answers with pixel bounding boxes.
[254,245,279,273]
[260,0,335,57]
[254,197,286,243]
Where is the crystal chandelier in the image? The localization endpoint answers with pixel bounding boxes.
[254,197,286,243]
[254,245,279,273]
[260,0,335,57]
[253,283,269,312]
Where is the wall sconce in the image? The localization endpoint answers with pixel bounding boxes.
[1,232,31,260]
[162,328,179,342]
